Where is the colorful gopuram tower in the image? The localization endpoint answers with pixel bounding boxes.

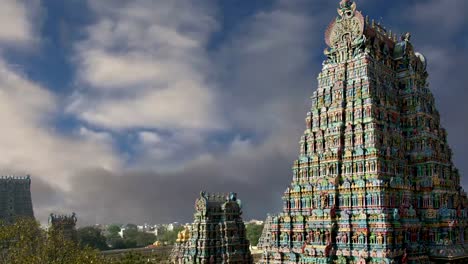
[170,192,253,264]
[259,1,468,263]
[0,175,34,223]
[48,212,78,243]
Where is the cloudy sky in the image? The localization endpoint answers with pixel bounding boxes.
[0,0,467,226]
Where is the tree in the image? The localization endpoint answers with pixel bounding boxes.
[112,251,162,264]
[107,237,139,250]
[246,223,264,246]
[135,232,156,247]
[123,228,139,240]
[107,224,121,236]
[102,223,161,250]
[125,224,138,231]
[105,224,122,249]
[157,226,183,245]
[0,217,110,264]
[77,226,109,250]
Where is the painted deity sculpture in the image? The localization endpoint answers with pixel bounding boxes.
[258,1,468,263]
[170,192,253,264]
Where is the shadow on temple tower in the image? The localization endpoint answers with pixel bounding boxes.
[0,175,34,223]
[170,191,253,264]
[258,1,468,263]
[48,212,78,243]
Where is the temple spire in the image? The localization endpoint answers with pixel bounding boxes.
[259,0,468,263]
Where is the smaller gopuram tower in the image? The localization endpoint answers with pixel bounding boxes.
[0,175,34,223]
[170,192,253,264]
[48,212,78,243]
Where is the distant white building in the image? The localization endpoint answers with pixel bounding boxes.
[118,224,137,238]
[167,222,181,231]
[246,219,264,225]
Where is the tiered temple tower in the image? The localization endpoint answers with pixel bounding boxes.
[259,1,468,263]
[170,192,253,264]
[48,213,78,243]
[0,175,34,223]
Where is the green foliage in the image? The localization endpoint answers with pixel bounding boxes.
[125,224,138,231]
[77,226,109,250]
[111,252,149,264]
[0,219,171,263]
[105,224,122,247]
[107,224,121,236]
[246,223,264,246]
[104,224,156,249]
[123,228,139,240]
[109,251,168,264]
[156,226,184,245]
[0,218,109,264]
[135,232,156,247]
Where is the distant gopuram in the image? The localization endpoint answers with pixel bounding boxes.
[170,192,253,264]
[48,212,78,243]
[259,1,468,263]
[0,175,34,223]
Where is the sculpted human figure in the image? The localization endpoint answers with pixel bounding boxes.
[393,208,400,220]
[336,233,342,243]
[377,233,383,244]
[321,194,327,208]
[309,230,314,242]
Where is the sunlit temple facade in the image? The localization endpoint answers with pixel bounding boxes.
[170,192,253,264]
[259,1,468,263]
[0,175,34,223]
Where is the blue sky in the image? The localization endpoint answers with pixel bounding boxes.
[0,0,467,225]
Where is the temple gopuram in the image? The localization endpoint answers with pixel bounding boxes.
[48,212,78,243]
[0,175,34,223]
[259,1,468,263]
[170,192,253,264]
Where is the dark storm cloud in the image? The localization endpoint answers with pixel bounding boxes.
[66,147,292,225]
[30,177,66,222]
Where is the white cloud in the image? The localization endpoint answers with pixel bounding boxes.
[138,131,162,145]
[132,129,207,171]
[0,0,40,47]
[0,59,122,222]
[70,0,223,132]
[78,127,114,145]
[0,0,123,222]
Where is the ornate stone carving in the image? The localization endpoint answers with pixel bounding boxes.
[325,1,364,48]
[258,0,468,263]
